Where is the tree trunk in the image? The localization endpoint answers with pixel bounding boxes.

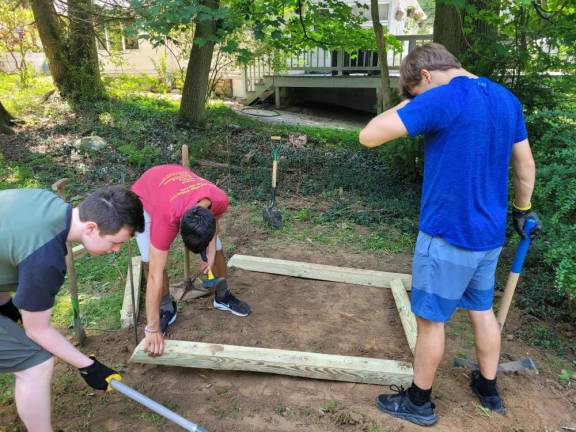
[30,0,103,100]
[0,101,16,135]
[433,0,467,59]
[68,0,104,99]
[433,0,498,76]
[30,0,69,91]
[371,0,392,112]
[179,0,220,125]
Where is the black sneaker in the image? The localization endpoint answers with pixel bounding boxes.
[375,386,438,426]
[469,370,505,415]
[214,292,251,317]
[159,300,177,333]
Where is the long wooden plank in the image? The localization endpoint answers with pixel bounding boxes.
[120,256,143,328]
[130,340,413,386]
[72,244,86,259]
[227,254,412,290]
[390,279,417,355]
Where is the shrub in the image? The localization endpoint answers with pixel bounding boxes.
[526,111,576,308]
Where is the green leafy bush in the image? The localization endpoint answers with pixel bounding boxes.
[526,111,576,305]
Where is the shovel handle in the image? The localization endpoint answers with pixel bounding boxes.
[109,379,207,432]
[497,218,538,330]
[272,160,278,188]
[182,145,190,281]
[52,178,70,198]
[51,178,86,344]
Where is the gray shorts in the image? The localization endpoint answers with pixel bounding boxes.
[135,210,223,262]
[0,315,52,373]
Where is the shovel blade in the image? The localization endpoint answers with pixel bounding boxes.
[263,206,282,229]
[453,356,538,375]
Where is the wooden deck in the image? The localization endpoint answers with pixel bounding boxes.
[243,35,431,106]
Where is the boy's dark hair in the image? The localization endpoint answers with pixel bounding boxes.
[78,186,144,235]
[400,43,462,98]
[180,207,216,254]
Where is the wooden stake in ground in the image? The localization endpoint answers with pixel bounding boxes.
[120,253,143,330]
[130,340,413,386]
[52,178,86,345]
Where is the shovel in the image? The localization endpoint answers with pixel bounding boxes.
[105,375,207,431]
[52,178,86,346]
[454,218,540,375]
[263,136,282,229]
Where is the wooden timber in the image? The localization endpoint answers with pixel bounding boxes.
[390,279,417,355]
[227,254,412,290]
[130,340,413,386]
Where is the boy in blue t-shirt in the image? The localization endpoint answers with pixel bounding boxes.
[359,43,541,426]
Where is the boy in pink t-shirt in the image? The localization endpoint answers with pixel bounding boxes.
[132,165,250,356]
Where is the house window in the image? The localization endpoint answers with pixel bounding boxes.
[124,34,139,50]
[378,3,390,22]
[352,2,390,24]
[96,21,139,51]
[108,22,124,51]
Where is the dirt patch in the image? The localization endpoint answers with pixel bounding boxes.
[1,207,575,432]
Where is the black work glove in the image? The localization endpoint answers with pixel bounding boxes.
[0,298,22,323]
[512,207,542,239]
[78,356,120,391]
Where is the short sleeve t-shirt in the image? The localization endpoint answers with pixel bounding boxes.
[131,165,229,251]
[397,76,528,250]
[0,189,71,311]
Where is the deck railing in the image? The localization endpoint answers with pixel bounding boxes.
[244,34,433,93]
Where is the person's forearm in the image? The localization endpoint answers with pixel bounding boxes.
[25,325,92,368]
[145,272,163,330]
[359,100,410,147]
[512,159,535,208]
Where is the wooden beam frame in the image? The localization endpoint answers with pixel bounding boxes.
[72,244,86,259]
[130,340,413,386]
[131,254,415,385]
[120,256,143,328]
[390,279,417,355]
[227,255,411,290]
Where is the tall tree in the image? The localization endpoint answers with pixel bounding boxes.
[370,0,392,111]
[0,101,16,135]
[179,0,220,125]
[432,0,466,58]
[433,0,499,76]
[30,0,104,100]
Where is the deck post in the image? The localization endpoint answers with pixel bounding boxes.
[336,50,344,76]
[275,86,281,108]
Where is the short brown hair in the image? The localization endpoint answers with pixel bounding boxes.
[78,186,144,235]
[400,43,462,98]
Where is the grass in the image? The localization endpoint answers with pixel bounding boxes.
[0,73,54,115]
[0,374,15,406]
[320,399,340,414]
[51,243,131,331]
[518,320,576,358]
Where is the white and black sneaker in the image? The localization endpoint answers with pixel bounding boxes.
[214,293,251,317]
[159,300,178,333]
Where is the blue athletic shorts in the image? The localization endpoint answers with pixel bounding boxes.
[410,231,502,322]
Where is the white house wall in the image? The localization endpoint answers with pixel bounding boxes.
[97,40,182,76]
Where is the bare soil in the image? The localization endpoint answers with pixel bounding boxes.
[1,207,575,432]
